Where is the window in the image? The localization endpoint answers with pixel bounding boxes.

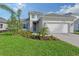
[32,14,35,18]
[0,24,3,28]
[23,24,26,28]
[23,24,29,29]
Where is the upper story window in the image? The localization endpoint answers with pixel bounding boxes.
[0,24,3,28]
[32,14,35,18]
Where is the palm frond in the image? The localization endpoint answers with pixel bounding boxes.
[0,4,15,14]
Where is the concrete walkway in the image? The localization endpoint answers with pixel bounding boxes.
[53,34,79,47]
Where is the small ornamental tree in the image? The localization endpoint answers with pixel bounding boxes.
[38,26,48,39]
[7,14,20,34]
[16,8,23,31]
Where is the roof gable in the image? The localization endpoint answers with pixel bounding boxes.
[42,13,76,21]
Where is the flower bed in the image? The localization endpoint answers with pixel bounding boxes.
[18,30,58,40]
[31,34,59,40]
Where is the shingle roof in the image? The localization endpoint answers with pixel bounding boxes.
[42,13,76,21]
[29,11,43,15]
[0,17,6,23]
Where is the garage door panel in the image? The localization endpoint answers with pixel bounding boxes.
[46,23,68,33]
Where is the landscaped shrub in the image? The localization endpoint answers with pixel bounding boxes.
[18,30,26,37]
[31,34,58,40]
[31,35,39,39]
[17,29,58,40]
[38,27,48,37]
[18,30,32,38]
[26,31,32,38]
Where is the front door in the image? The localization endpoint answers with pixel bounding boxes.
[33,22,36,32]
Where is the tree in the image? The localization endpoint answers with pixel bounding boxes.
[0,4,23,33]
[38,26,48,39]
[0,4,15,15]
[7,14,18,34]
[17,9,22,30]
[0,4,18,33]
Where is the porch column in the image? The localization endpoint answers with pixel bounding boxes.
[29,20,33,32]
[68,23,70,33]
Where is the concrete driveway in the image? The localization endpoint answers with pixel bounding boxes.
[53,34,79,47]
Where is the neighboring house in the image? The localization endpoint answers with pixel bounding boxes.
[0,17,8,31]
[24,11,79,34]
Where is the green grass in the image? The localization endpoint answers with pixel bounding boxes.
[0,32,79,56]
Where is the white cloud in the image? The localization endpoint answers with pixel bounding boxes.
[17,3,25,9]
[56,4,79,14]
[13,7,18,12]
[56,5,72,14]
[13,3,25,12]
[47,11,55,14]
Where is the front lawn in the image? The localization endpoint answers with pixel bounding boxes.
[0,32,79,56]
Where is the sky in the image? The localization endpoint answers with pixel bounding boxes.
[0,3,79,20]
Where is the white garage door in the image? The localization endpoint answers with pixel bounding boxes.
[46,23,68,34]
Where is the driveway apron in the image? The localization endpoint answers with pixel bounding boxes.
[53,34,79,47]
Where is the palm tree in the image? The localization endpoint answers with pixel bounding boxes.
[17,4,23,30]
[17,9,22,30]
[0,4,22,32]
[0,4,15,14]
